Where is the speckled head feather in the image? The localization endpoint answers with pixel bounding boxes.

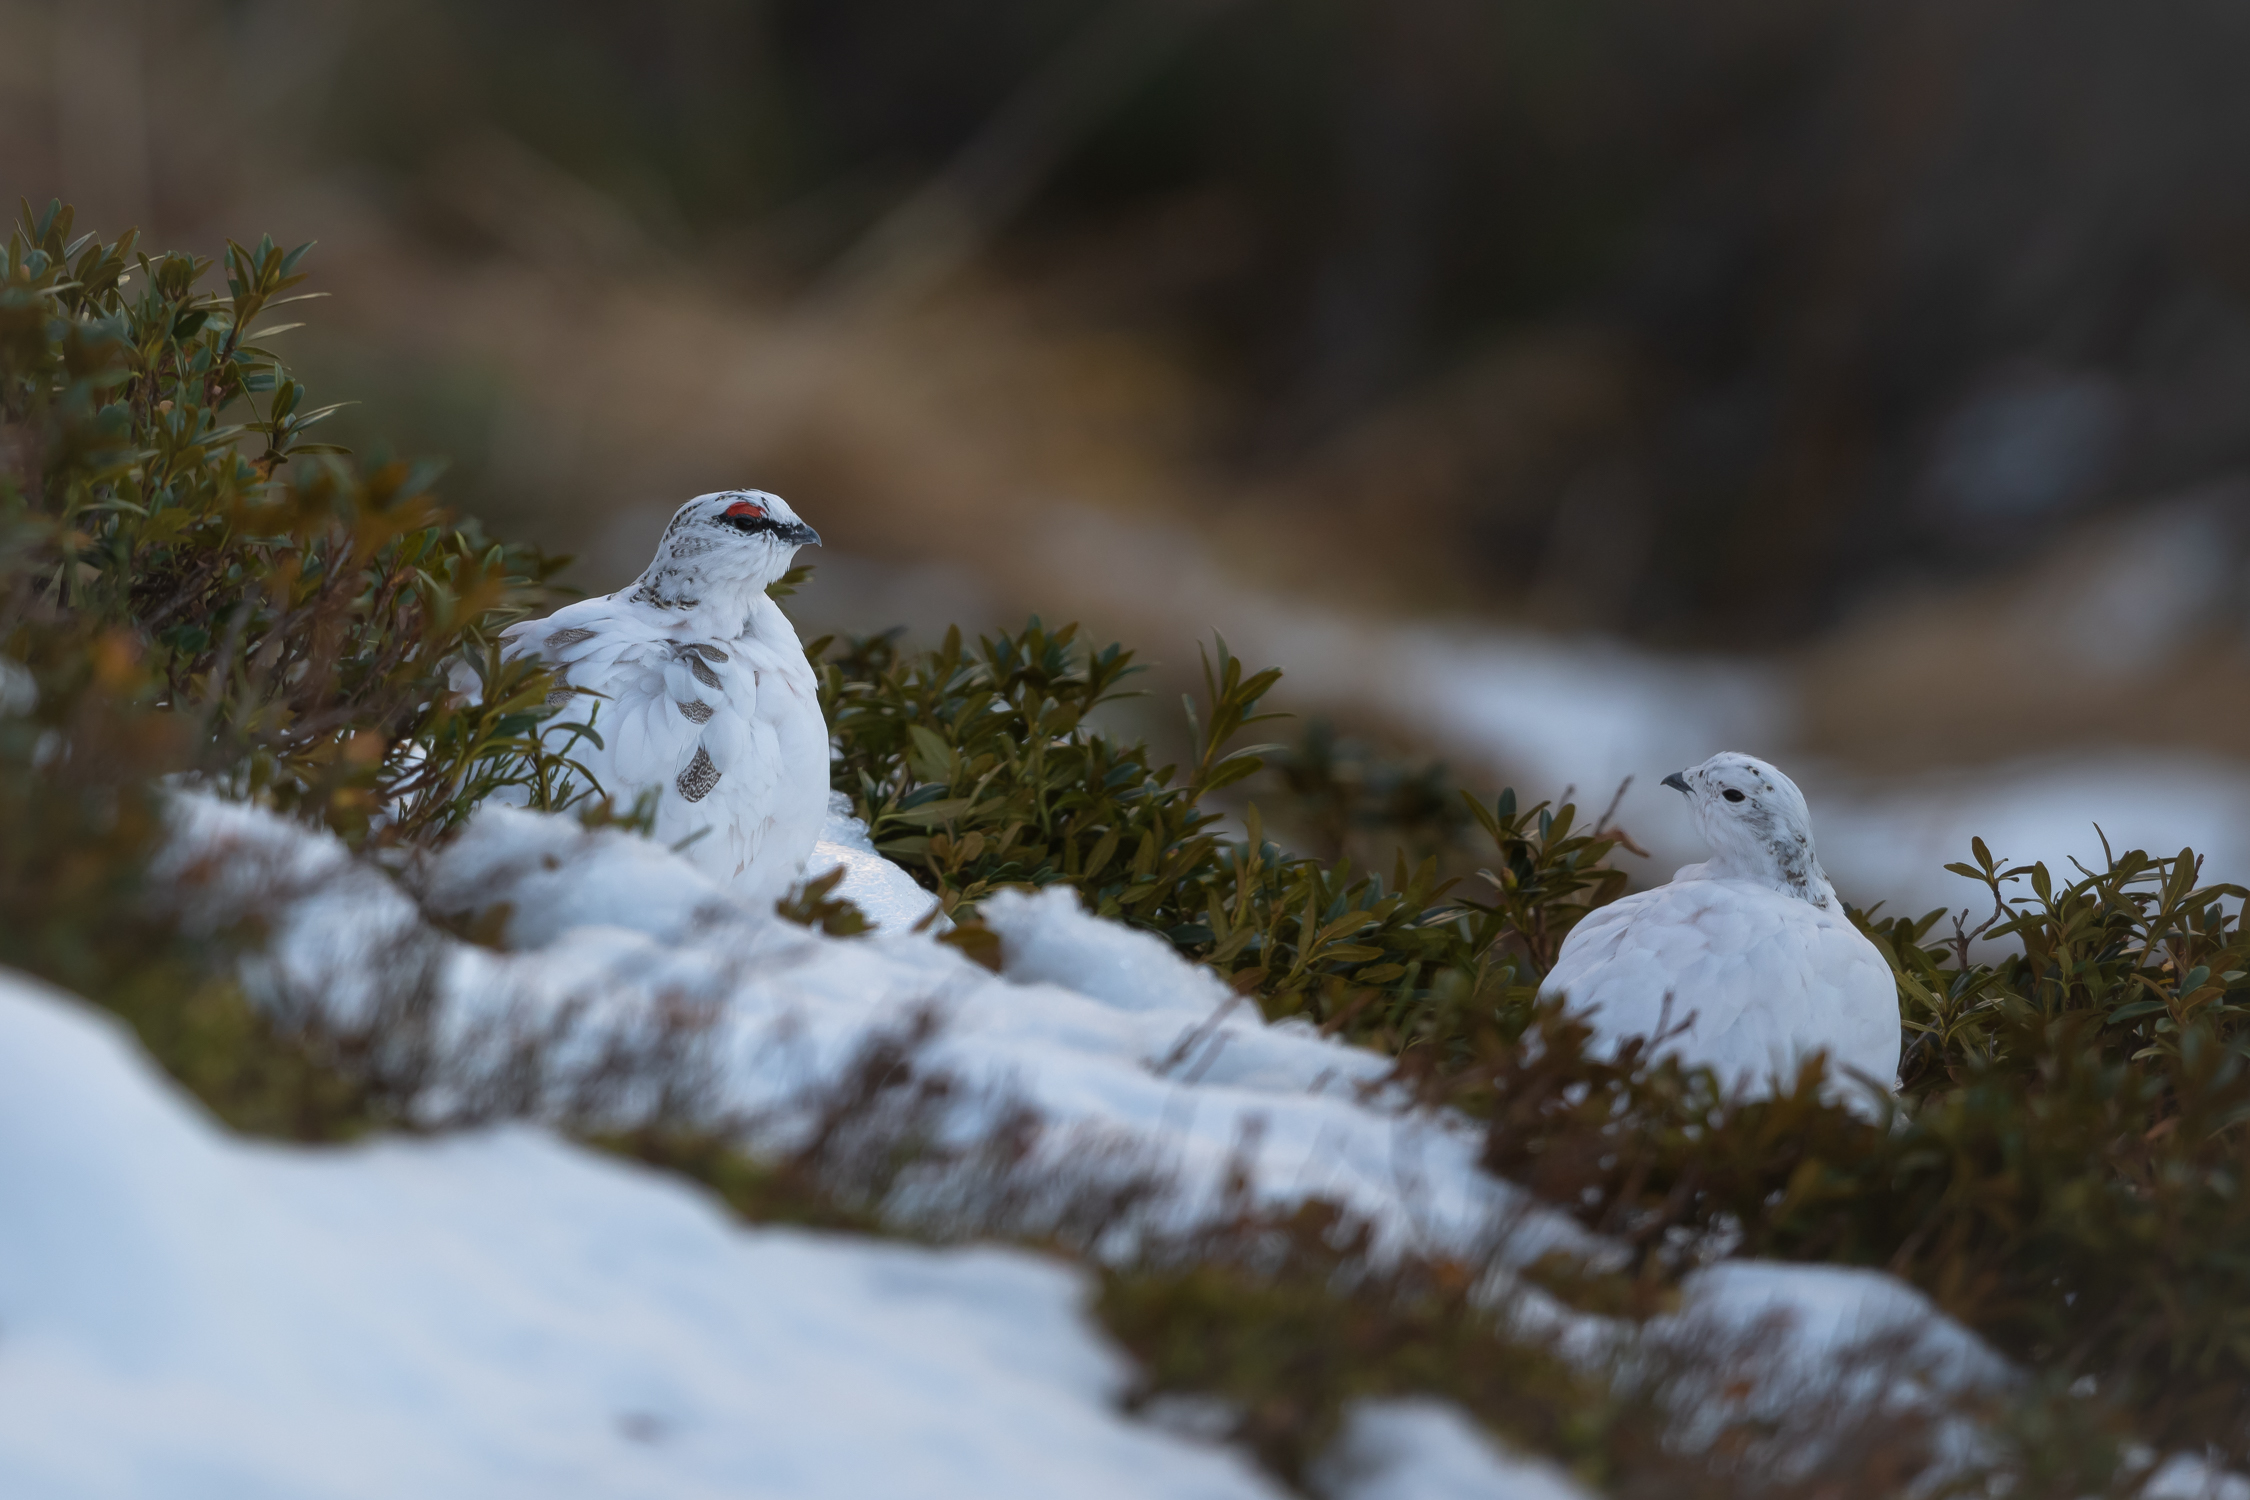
[628,490,821,611]
[1664,751,1838,909]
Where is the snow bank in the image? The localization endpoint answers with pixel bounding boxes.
[98,790,2134,1492]
[805,791,947,932]
[1310,1400,1594,1500]
[1656,1261,2014,1482]
[164,791,1562,1257]
[0,968,1287,1500]
[1667,1261,2010,1403]
[0,943,2016,1499]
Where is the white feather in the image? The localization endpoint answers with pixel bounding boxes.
[662,658,701,707]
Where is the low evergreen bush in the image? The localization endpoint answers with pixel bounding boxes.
[2,200,578,845]
[0,199,589,1131]
[819,621,1629,1046]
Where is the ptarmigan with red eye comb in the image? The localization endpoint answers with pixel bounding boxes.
[1538,752,1900,1106]
[500,490,829,906]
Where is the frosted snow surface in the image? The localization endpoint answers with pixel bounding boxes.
[13,789,2127,1494]
[1310,1400,1595,1500]
[0,956,2029,1499]
[0,969,1284,1500]
[163,791,1565,1255]
[804,791,946,930]
[1654,1259,2014,1479]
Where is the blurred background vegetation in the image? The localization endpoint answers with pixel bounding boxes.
[10,0,2250,892]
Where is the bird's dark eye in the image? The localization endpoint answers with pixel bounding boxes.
[1722,789,1746,803]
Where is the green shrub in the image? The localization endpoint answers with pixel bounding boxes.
[1,199,580,843]
[1270,716,1475,865]
[0,603,392,1139]
[819,621,1629,1047]
[0,199,606,1132]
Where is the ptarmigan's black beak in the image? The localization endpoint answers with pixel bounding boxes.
[1662,771,1691,794]
[781,521,821,547]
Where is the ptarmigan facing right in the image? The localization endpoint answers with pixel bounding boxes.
[494,489,829,907]
[1538,752,1900,1099]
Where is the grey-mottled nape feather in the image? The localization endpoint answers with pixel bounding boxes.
[1669,751,1839,909]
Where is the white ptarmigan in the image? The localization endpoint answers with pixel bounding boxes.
[498,489,829,906]
[1538,752,1900,1101]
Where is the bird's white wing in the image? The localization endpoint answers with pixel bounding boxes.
[699,691,788,882]
[1541,879,1898,1091]
[1798,920,1904,1087]
[715,627,834,902]
[503,603,764,810]
[1542,884,1769,1048]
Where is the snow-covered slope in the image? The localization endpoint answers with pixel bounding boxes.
[0,968,1284,1500]
[1312,1402,1593,1500]
[169,792,1555,1253]
[0,968,1615,1500]
[8,790,2169,1496]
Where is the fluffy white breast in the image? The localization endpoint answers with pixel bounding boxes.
[1540,872,1900,1101]
[504,591,828,908]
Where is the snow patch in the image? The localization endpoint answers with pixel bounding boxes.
[1671,1261,2009,1397]
[1812,751,2250,918]
[159,791,1559,1256]
[2144,1452,2250,1500]
[0,968,1289,1500]
[59,789,2115,1493]
[417,802,737,948]
[1310,1399,1595,1500]
[804,791,945,932]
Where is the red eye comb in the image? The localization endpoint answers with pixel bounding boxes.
[724,499,767,519]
